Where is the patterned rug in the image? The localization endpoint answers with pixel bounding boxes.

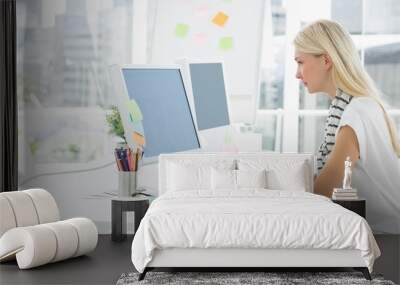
[116,271,396,285]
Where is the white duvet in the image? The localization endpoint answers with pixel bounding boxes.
[131,190,380,273]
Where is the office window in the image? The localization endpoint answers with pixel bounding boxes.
[364,0,400,34]
[298,115,326,154]
[253,115,278,151]
[258,35,285,110]
[299,86,331,110]
[17,0,134,178]
[365,45,400,109]
[331,0,362,34]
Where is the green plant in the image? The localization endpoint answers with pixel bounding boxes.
[105,105,127,143]
[29,140,39,156]
[68,144,80,157]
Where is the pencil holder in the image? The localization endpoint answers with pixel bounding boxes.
[118,171,137,197]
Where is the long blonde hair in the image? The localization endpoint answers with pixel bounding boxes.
[294,19,400,157]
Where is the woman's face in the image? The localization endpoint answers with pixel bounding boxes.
[295,51,331,94]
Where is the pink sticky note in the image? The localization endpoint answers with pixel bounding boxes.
[193,33,207,45]
[195,5,209,16]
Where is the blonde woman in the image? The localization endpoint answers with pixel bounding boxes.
[293,19,400,234]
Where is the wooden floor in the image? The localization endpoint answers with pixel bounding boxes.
[0,235,398,285]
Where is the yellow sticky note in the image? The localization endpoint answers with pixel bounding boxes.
[132,131,146,146]
[126,99,143,123]
[212,12,229,27]
[219,37,233,50]
[175,23,189,38]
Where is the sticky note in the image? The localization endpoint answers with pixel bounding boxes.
[212,12,229,27]
[132,131,146,146]
[175,23,189,38]
[131,121,144,136]
[126,99,143,122]
[195,5,209,16]
[193,33,207,45]
[219,37,233,50]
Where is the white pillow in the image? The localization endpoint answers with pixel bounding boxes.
[266,162,307,191]
[168,162,211,191]
[211,168,236,190]
[236,169,267,189]
[238,158,310,192]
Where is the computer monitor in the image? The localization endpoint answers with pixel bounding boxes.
[110,65,201,163]
[188,62,230,131]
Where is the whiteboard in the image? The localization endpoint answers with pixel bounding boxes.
[149,0,265,98]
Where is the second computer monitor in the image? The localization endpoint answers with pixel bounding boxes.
[188,62,230,131]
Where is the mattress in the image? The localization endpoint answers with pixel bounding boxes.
[131,189,380,273]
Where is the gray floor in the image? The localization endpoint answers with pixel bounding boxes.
[1,235,399,285]
[0,235,134,285]
[374,234,400,284]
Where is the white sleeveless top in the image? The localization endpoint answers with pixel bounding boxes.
[335,96,400,234]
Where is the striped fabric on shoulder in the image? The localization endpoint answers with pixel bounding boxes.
[316,89,353,172]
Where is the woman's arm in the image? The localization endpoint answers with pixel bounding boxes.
[314,125,360,197]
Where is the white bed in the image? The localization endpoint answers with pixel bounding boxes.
[131,153,380,280]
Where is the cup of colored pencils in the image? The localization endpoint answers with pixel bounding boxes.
[114,146,142,197]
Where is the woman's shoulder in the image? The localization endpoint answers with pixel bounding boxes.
[345,96,382,116]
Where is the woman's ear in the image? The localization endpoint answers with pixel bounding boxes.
[322,54,333,70]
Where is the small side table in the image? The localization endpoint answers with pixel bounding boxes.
[111,196,150,242]
[332,198,366,218]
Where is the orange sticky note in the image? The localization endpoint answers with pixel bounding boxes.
[132,131,146,146]
[212,12,229,27]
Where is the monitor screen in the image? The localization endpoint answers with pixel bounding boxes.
[121,67,200,158]
[189,63,230,130]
